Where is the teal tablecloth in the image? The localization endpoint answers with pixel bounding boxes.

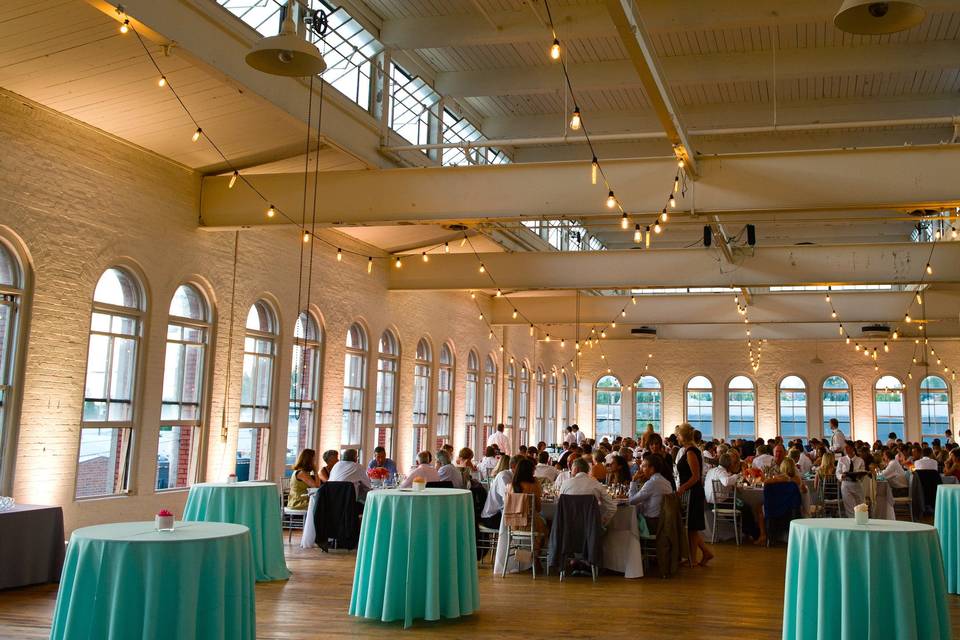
[349,488,479,628]
[782,519,950,640]
[935,484,960,594]
[50,521,254,640]
[183,481,290,582]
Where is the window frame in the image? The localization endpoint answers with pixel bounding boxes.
[777,375,808,439]
[238,299,279,482]
[341,322,368,455]
[0,236,29,497]
[920,374,951,441]
[435,342,454,448]
[633,374,662,437]
[821,374,852,438]
[481,354,497,450]
[465,350,479,452]
[288,309,324,468]
[594,374,623,440]
[874,374,906,442]
[411,337,432,456]
[685,375,714,438]
[374,329,400,456]
[727,375,757,440]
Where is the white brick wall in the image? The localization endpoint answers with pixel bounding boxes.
[0,92,957,534]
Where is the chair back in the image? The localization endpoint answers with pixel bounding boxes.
[504,491,533,529]
[820,474,840,502]
[426,480,454,489]
[914,470,942,511]
[711,479,736,508]
[763,482,802,519]
[314,481,360,551]
[547,494,603,569]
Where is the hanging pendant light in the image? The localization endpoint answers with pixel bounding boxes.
[833,0,925,35]
[246,1,327,76]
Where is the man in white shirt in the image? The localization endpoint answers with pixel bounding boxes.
[435,449,464,488]
[328,448,372,502]
[829,419,847,453]
[836,442,866,514]
[400,451,442,488]
[486,423,511,456]
[477,446,499,479]
[572,424,586,445]
[560,458,617,525]
[752,445,775,470]
[628,455,672,531]
[533,450,559,483]
[914,447,940,471]
[554,450,581,488]
[790,447,813,475]
[563,427,577,445]
[480,455,522,528]
[880,449,909,494]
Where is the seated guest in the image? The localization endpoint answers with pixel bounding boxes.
[457,447,479,483]
[288,448,321,510]
[836,442,866,514]
[590,450,608,483]
[628,453,673,532]
[704,453,763,544]
[752,445,775,470]
[881,449,909,496]
[534,450,559,482]
[401,451,443,488]
[436,449,464,488]
[913,447,940,471]
[607,454,632,486]
[944,448,960,480]
[559,457,617,525]
[886,432,898,447]
[478,446,500,478]
[367,446,397,478]
[319,449,339,482]
[790,447,813,475]
[504,458,547,555]
[480,455,523,528]
[772,444,787,467]
[767,459,807,501]
[554,449,579,488]
[329,448,372,502]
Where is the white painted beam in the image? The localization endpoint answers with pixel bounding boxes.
[199,146,960,226]
[386,243,960,291]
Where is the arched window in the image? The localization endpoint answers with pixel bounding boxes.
[288,311,322,467]
[560,371,569,431]
[465,351,479,452]
[685,375,713,438]
[505,360,516,430]
[727,375,756,439]
[920,375,951,441]
[157,284,210,490]
[875,375,905,441]
[518,364,530,445]
[482,355,497,448]
[374,330,399,456]
[595,375,622,440]
[779,375,807,439]
[238,300,277,481]
[822,375,851,437]
[78,267,144,498]
[634,375,662,437]
[436,343,454,449]
[342,323,368,456]
[0,240,27,495]
[547,369,558,443]
[534,367,545,443]
[412,338,432,455]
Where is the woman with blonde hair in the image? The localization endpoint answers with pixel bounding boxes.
[675,423,712,567]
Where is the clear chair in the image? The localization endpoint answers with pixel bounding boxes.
[819,475,843,517]
[282,506,308,544]
[892,489,914,522]
[477,524,499,565]
[501,493,548,579]
[710,479,741,545]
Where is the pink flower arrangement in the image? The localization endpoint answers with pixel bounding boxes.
[157,509,174,517]
[367,467,390,480]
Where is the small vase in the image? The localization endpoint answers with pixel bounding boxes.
[156,515,175,532]
[854,510,869,525]
[412,482,426,492]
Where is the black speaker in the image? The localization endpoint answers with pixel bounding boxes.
[703,226,712,247]
[746,224,756,246]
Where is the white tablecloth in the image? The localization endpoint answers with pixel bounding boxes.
[299,488,320,549]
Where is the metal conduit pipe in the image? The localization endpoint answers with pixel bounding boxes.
[383,116,958,152]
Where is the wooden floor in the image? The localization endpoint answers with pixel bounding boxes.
[2,533,960,639]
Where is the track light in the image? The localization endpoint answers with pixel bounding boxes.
[550,38,560,60]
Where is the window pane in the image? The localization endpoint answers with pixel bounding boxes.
[728,390,755,438]
[822,390,851,437]
[76,427,131,498]
[686,391,713,438]
[156,425,199,490]
[94,268,140,309]
[236,427,269,481]
[169,285,206,320]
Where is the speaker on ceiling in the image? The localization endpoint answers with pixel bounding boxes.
[746,224,756,246]
[703,226,712,247]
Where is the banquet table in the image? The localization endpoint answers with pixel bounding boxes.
[349,488,479,628]
[0,504,64,589]
[183,481,290,582]
[49,521,255,640]
[782,519,950,640]
[934,484,960,594]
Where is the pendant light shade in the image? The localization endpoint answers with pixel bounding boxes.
[833,0,925,35]
[246,1,326,76]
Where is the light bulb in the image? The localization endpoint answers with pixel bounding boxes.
[825,294,831,303]
[621,309,626,317]
[422,252,428,262]
[337,248,342,262]
[600,330,607,338]
[916,293,922,304]
[839,325,844,336]
[674,176,679,193]
[460,237,466,247]
[489,331,493,339]
[855,343,861,351]
[120,19,129,34]
[228,171,238,189]
[496,289,502,297]
[668,193,675,208]
[892,330,899,340]
[302,231,310,243]
[831,311,836,319]
[591,157,598,185]
[395,257,402,268]
[444,242,449,253]
[677,158,684,168]
[611,321,616,328]
[905,313,912,323]
[645,226,651,249]
[512,309,518,319]
[660,209,668,223]
[575,341,580,351]
[545,334,551,342]
[845,337,850,344]
[561,339,565,348]
[631,296,636,305]
[479,313,484,320]
[952,227,958,239]
[654,222,662,234]
[470,291,476,299]
[569,107,581,131]
[550,38,560,60]
[633,224,641,244]
[479,263,485,273]
[367,257,373,273]
[192,128,202,142]
[621,213,628,229]
[267,205,275,218]
[529,325,534,336]
[926,263,933,275]
[158,76,166,88]
[606,191,616,209]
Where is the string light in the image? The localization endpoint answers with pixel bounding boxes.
[158,76,167,88]
[660,209,668,223]
[545,334,551,342]
[916,293,923,305]
[496,289,502,297]
[621,309,626,317]
[267,205,275,218]
[654,222,662,234]
[470,291,476,299]
[621,212,628,229]
[228,171,238,189]
[444,242,450,253]
[336,248,342,262]
[645,226,651,249]
[478,312,484,320]
[395,257,402,268]
[479,263,485,273]
[631,296,636,305]
[591,157,598,185]
[550,38,561,60]
[560,339,565,348]
[422,252,429,262]
[668,193,676,208]
[302,231,310,243]
[529,324,534,336]
[192,128,202,142]
[905,313,912,323]
[606,191,617,209]
[892,330,899,340]
[884,342,889,352]
[120,19,129,34]
[367,257,373,273]
[512,309,518,319]
[569,107,581,131]
[633,224,642,244]
[674,176,679,193]
[926,263,933,275]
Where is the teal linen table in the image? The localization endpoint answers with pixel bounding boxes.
[50,521,255,640]
[183,481,290,582]
[782,519,950,640]
[349,488,479,628]
[935,484,960,594]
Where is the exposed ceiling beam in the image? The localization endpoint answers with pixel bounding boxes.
[605,0,697,173]
[437,40,960,97]
[199,146,960,226]
[378,0,958,50]
[386,243,960,291]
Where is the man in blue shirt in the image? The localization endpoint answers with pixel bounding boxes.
[367,446,397,478]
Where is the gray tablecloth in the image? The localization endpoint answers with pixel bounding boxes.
[0,504,65,589]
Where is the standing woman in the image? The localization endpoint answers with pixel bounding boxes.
[675,423,713,567]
